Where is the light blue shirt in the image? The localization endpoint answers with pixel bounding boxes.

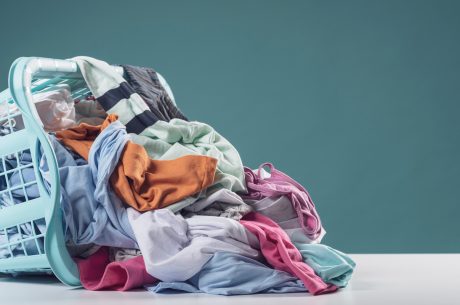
[147,243,355,295]
[44,122,137,248]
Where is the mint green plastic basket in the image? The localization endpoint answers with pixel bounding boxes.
[0,57,176,286]
[0,57,85,285]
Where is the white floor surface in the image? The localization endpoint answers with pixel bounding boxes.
[1,254,459,305]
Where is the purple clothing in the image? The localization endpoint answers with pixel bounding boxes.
[240,163,323,241]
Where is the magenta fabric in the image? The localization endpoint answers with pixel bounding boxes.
[240,212,337,295]
[75,247,157,291]
[241,163,323,240]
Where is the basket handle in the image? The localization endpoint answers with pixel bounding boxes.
[8,57,82,285]
[7,57,125,125]
[8,57,68,207]
[8,57,81,125]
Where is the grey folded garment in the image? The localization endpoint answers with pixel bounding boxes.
[66,242,101,259]
[169,188,253,221]
[109,247,142,262]
[244,195,326,244]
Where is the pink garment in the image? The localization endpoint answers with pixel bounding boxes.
[75,247,157,291]
[240,212,337,295]
[241,163,323,241]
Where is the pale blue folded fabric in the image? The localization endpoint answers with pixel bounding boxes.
[147,243,355,295]
[295,243,355,287]
[147,252,307,295]
[43,122,137,248]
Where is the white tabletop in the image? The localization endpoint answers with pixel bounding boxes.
[1,254,459,305]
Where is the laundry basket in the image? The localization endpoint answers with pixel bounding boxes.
[0,57,176,286]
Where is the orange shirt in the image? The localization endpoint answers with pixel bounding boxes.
[56,115,217,211]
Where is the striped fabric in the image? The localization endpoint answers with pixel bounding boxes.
[73,56,159,134]
[121,64,188,122]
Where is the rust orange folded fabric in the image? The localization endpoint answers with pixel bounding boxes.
[56,115,217,211]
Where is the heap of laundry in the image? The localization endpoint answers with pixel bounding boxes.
[0,56,355,296]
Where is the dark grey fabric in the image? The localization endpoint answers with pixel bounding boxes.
[121,65,188,122]
[97,81,160,133]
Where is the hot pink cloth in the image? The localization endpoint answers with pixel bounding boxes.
[240,212,337,295]
[75,247,157,291]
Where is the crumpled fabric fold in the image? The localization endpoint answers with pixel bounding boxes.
[240,212,336,295]
[75,247,156,291]
[147,252,306,295]
[56,115,218,211]
[128,208,261,282]
[241,163,324,241]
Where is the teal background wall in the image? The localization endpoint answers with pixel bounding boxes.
[1,0,459,253]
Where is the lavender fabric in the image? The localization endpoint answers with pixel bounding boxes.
[240,163,324,241]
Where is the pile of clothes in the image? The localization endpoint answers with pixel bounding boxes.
[0,56,355,296]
